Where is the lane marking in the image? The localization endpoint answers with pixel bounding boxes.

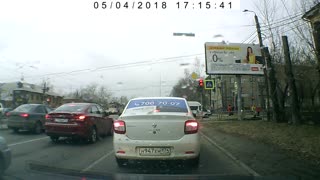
[81,150,114,172]
[8,137,49,147]
[200,132,261,177]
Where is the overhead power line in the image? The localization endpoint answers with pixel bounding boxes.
[241,30,257,44]
[247,34,258,44]
[262,18,302,30]
[264,23,306,39]
[260,12,303,28]
[0,53,205,82]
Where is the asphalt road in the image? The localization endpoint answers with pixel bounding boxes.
[0,118,253,180]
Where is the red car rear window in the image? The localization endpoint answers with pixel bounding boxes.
[55,104,87,112]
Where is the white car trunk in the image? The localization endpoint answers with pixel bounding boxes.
[122,114,190,141]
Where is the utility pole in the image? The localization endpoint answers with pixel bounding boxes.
[42,81,49,102]
[252,12,271,121]
[209,75,212,110]
[282,36,301,125]
[160,75,162,97]
[264,47,281,122]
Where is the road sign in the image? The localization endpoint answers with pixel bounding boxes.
[204,80,215,90]
[191,72,198,80]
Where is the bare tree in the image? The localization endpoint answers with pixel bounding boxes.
[254,0,320,123]
[65,83,112,108]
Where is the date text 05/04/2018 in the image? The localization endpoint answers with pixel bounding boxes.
[93,1,238,10]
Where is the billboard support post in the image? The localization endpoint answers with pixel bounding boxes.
[236,75,242,121]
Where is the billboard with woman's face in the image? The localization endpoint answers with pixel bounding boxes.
[205,42,265,75]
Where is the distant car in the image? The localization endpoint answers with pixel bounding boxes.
[113,97,200,167]
[0,136,11,176]
[202,108,211,118]
[7,104,52,134]
[45,103,113,143]
[187,101,203,118]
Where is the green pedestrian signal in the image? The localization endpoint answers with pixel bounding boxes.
[204,80,215,90]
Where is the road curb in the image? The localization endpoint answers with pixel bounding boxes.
[200,131,261,177]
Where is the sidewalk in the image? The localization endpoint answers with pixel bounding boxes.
[201,124,320,180]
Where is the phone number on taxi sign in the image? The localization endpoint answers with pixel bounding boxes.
[93,1,240,10]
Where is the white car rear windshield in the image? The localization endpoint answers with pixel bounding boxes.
[124,99,188,115]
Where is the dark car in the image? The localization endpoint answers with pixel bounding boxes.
[7,104,52,134]
[45,103,113,143]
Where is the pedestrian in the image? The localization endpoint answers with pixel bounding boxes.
[256,107,261,116]
[251,105,256,118]
[227,104,232,116]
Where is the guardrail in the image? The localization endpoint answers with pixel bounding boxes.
[206,110,267,121]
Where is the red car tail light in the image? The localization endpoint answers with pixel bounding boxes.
[72,115,86,122]
[20,113,29,118]
[114,120,126,134]
[117,150,126,154]
[77,115,86,121]
[45,114,51,120]
[184,120,198,134]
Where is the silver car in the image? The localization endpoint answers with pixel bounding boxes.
[113,97,200,167]
[0,136,11,176]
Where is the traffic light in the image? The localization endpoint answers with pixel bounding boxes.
[199,79,204,87]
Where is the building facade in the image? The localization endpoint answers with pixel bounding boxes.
[303,3,320,68]
[0,82,63,108]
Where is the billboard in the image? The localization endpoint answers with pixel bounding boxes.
[205,42,265,75]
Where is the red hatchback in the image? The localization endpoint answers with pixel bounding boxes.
[45,103,113,143]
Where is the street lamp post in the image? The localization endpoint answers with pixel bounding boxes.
[243,9,271,121]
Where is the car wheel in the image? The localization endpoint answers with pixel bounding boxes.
[88,127,98,143]
[188,155,200,167]
[50,136,59,143]
[33,122,42,134]
[116,157,128,167]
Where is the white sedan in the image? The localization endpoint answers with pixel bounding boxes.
[113,97,200,167]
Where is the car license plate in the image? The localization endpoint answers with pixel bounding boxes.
[139,147,171,156]
[55,118,68,123]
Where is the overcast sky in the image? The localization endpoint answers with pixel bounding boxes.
[0,0,302,98]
